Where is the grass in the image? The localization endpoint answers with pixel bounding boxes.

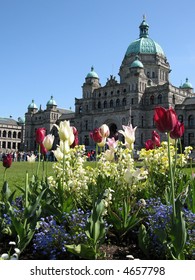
[0,161,55,196]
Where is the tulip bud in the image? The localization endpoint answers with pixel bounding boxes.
[90,128,102,143]
[53,147,64,161]
[54,120,74,145]
[170,121,185,139]
[99,124,110,138]
[145,139,154,150]
[36,128,46,144]
[27,154,37,163]
[154,107,178,133]
[3,154,12,168]
[70,127,79,148]
[151,130,160,147]
[42,134,54,150]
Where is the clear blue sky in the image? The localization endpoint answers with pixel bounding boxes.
[1,0,195,120]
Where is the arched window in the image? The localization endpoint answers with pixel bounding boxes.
[110,99,113,108]
[178,115,183,123]
[104,101,107,108]
[150,95,154,105]
[122,117,126,125]
[84,135,89,146]
[3,130,6,137]
[157,94,162,104]
[141,116,144,127]
[131,116,134,126]
[13,131,17,138]
[188,115,194,127]
[122,98,126,106]
[116,99,120,107]
[172,95,175,104]
[98,101,101,109]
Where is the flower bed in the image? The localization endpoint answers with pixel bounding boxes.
[0,106,194,260]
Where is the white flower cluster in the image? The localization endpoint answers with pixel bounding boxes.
[0,241,20,260]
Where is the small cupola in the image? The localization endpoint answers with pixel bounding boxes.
[28,99,38,112]
[46,96,57,109]
[86,66,99,79]
[130,55,144,69]
[181,78,193,89]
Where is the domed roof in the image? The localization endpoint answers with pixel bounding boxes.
[18,117,25,124]
[125,17,164,56]
[86,66,99,78]
[181,78,193,89]
[47,95,57,106]
[130,56,144,68]
[28,99,38,109]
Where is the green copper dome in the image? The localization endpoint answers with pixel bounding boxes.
[28,99,38,109]
[47,96,57,106]
[130,56,144,68]
[125,17,164,56]
[181,78,193,89]
[18,117,25,124]
[86,66,99,78]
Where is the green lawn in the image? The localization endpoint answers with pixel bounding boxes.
[0,161,55,195]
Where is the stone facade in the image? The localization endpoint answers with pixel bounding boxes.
[0,117,25,153]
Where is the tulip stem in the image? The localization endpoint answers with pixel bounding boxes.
[167,132,176,218]
[3,168,7,182]
[36,144,41,179]
[173,139,178,179]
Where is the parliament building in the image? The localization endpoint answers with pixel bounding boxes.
[2,17,194,153]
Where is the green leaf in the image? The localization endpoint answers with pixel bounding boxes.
[1,181,11,201]
[65,244,96,259]
[24,188,46,218]
[138,224,150,257]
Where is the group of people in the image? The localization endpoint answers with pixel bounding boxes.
[0,150,56,162]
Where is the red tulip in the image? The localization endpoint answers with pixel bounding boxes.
[145,139,154,150]
[70,126,79,148]
[154,107,178,133]
[3,154,12,168]
[36,128,46,144]
[90,128,102,143]
[72,126,78,136]
[170,121,185,139]
[151,130,161,147]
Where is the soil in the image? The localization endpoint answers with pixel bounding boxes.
[0,232,145,260]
